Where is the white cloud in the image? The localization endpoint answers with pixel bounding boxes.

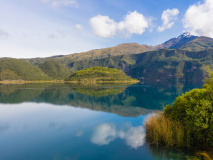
[91,123,145,149]
[183,0,213,37]
[90,11,150,38]
[75,24,83,31]
[158,8,179,32]
[0,29,9,39]
[118,11,149,37]
[90,15,117,38]
[42,0,78,7]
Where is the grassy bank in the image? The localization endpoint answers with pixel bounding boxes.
[145,112,213,159]
[145,112,186,148]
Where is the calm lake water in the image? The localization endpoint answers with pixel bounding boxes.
[0,83,205,160]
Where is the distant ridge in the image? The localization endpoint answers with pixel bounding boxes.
[25,32,213,66]
[26,43,156,65]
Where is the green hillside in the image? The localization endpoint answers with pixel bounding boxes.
[66,49,213,84]
[65,66,139,83]
[39,59,72,80]
[180,36,213,51]
[0,59,51,81]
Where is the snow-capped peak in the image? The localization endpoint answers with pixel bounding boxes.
[178,32,193,38]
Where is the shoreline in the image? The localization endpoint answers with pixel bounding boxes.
[0,80,139,84]
[0,80,65,84]
[65,80,139,84]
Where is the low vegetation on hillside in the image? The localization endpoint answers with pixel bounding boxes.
[145,69,213,148]
[39,59,72,80]
[65,66,138,83]
[180,36,213,51]
[0,59,51,81]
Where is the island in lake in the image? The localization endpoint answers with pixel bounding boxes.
[65,66,139,83]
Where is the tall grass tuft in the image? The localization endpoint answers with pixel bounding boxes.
[145,112,187,148]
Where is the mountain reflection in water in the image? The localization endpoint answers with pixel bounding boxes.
[0,83,208,160]
[0,83,201,117]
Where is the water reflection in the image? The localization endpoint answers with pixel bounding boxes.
[0,124,9,133]
[91,123,145,149]
[0,103,148,160]
[147,144,213,160]
[92,123,117,145]
[0,83,202,117]
[0,83,208,160]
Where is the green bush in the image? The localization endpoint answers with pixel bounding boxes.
[164,72,213,147]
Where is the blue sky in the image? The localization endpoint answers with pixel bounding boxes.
[0,0,212,58]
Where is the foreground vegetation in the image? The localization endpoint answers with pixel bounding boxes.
[145,69,213,149]
[65,66,139,83]
[145,112,185,148]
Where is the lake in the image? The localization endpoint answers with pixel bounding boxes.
[0,83,206,160]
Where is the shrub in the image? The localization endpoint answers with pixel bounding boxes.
[164,72,213,147]
[146,70,213,148]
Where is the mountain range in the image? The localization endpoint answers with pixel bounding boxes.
[1,32,213,84]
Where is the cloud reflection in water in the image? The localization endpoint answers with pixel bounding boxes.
[91,123,145,149]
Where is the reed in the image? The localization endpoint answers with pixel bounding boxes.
[144,112,187,148]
